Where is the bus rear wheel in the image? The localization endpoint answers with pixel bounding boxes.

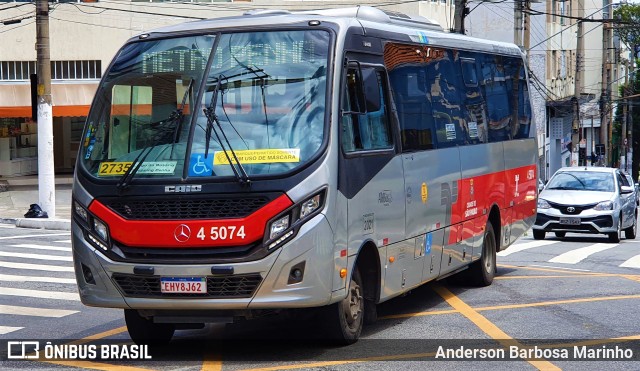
[467,222,496,286]
[323,267,363,345]
[124,309,175,345]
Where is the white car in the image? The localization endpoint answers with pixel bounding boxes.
[533,167,637,242]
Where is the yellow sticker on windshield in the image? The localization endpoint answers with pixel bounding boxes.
[213,149,300,165]
[98,161,177,176]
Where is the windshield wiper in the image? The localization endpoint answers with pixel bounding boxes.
[116,145,156,191]
[203,75,250,185]
[169,78,194,158]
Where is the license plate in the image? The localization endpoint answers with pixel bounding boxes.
[160,277,207,294]
[559,217,581,225]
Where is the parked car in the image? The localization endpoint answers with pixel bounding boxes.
[622,171,640,206]
[538,179,545,193]
[533,167,637,242]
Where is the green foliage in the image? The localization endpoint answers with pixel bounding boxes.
[614,4,640,50]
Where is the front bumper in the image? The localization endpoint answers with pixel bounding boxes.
[72,213,338,311]
[532,207,617,234]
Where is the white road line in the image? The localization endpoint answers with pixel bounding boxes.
[498,240,559,257]
[0,261,74,272]
[0,305,78,318]
[0,274,76,284]
[0,326,23,335]
[0,251,72,262]
[0,287,79,301]
[9,244,71,252]
[549,243,618,264]
[53,240,72,244]
[620,254,640,269]
[0,233,69,240]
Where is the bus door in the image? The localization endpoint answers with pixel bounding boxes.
[340,63,409,298]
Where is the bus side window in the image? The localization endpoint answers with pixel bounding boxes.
[428,50,465,148]
[480,54,512,142]
[461,56,487,144]
[341,67,393,153]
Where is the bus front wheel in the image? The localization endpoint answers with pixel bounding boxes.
[124,309,175,345]
[323,267,363,344]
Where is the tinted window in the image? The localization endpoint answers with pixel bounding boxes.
[479,54,512,142]
[342,68,393,152]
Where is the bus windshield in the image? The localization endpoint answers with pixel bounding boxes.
[79,30,330,181]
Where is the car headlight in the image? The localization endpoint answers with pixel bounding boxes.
[594,201,613,211]
[537,198,551,209]
[265,189,326,250]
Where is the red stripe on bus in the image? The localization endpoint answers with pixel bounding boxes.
[89,194,293,248]
[446,164,538,245]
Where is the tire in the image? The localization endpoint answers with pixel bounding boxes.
[554,232,566,238]
[608,216,622,243]
[625,213,637,240]
[533,229,545,240]
[124,309,175,345]
[322,267,364,345]
[467,222,497,287]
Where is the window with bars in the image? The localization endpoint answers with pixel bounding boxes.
[0,60,102,81]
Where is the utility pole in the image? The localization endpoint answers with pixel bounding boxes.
[36,0,55,218]
[622,61,629,171]
[572,17,583,167]
[453,0,466,34]
[602,23,610,167]
[523,0,531,63]
[514,0,524,50]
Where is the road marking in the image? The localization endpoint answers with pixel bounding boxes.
[67,326,128,346]
[432,284,560,370]
[0,261,74,272]
[202,353,223,371]
[529,264,592,272]
[41,360,155,371]
[380,294,640,320]
[0,287,79,301]
[0,304,78,317]
[549,243,617,264]
[54,240,72,244]
[499,264,599,275]
[0,251,72,261]
[0,326,23,335]
[0,274,75,284]
[9,243,71,252]
[495,274,615,280]
[0,233,69,240]
[498,240,558,256]
[620,254,640,268]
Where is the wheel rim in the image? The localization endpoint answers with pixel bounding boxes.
[342,280,362,327]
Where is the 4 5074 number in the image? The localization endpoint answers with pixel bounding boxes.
[196,226,246,241]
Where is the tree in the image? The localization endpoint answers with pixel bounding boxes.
[613,4,640,53]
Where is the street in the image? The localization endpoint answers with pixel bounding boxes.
[1,224,640,370]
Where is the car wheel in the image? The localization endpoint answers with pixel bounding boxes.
[322,267,363,344]
[533,230,545,240]
[625,213,637,239]
[608,216,622,243]
[554,232,566,238]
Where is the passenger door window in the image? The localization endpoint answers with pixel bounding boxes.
[341,67,393,153]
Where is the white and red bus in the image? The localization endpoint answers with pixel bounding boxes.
[72,6,538,344]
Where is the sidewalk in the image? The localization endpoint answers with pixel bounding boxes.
[0,174,73,230]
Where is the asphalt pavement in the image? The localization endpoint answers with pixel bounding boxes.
[0,174,72,230]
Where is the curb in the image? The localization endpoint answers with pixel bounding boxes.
[0,218,17,225]
[15,218,72,231]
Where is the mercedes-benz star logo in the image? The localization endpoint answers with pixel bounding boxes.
[174,224,191,243]
[567,207,575,213]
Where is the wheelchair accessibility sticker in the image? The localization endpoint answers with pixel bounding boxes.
[425,233,432,255]
[189,153,213,177]
[213,148,300,165]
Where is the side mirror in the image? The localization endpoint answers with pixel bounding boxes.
[621,185,634,194]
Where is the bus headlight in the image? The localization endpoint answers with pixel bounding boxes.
[265,188,326,251]
[74,201,88,223]
[269,215,290,239]
[73,198,111,251]
[93,218,109,242]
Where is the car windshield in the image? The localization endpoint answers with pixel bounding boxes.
[79,30,330,181]
[546,171,614,192]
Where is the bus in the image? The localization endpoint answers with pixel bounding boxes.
[72,6,538,344]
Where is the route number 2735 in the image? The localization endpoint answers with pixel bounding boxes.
[196,226,246,241]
